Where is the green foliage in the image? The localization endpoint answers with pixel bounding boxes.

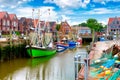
[86,18,98,31]
[56,24,61,31]
[15,31,20,35]
[86,18,104,32]
[86,18,104,42]
[79,22,87,27]
[95,23,104,32]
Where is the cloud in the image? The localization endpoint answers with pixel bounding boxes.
[44,0,90,8]
[93,0,120,4]
[38,7,58,21]
[0,0,32,9]
[14,6,58,22]
[84,8,120,14]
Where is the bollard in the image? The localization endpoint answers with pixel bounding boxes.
[74,54,81,80]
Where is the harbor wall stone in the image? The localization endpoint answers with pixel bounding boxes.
[0,39,29,62]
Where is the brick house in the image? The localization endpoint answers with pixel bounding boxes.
[18,17,26,33]
[108,17,120,35]
[26,18,34,33]
[58,21,72,39]
[9,14,18,31]
[0,11,11,34]
[45,21,56,32]
[33,20,57,33]
[18,17,33,34]
[45,21,57,41]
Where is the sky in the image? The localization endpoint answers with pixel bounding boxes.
[0,0,120,25]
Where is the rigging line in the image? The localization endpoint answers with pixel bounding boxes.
[43,34,53,47]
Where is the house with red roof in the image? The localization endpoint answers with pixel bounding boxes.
[9,14,18,31]
[0,11,11,34]
[44,21,56,32]
[32,20,57,33]
[108,17,120,34]
[18,17,26,33]
[59,21,71,34]
[58,21,72,39]
[18,17,34,34]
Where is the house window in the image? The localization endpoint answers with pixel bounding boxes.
[14,21,16,27]
[117,21,119,24]
[113,22,115,24]
[65,30,69,34]
[7,20,10,26]
[2,20,5,26]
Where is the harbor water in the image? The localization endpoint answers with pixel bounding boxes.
[0,48,87,80]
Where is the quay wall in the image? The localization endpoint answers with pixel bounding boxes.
[0,39,29,62]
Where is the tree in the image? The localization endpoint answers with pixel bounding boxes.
[95,23,104,32]
[56,24,61,31]
[86,18,103,42]
[79,22,87,27]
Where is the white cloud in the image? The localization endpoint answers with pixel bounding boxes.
[100,20,107,25]
[0,5,5,8]
[38,7,58,21]
[0,0,31,9]
[93,0,120,4]
[61,15,70,21]
[68,21,80,26]
[84,8,120,14]
[14,6,58,22]
[15,7,34,18]
[44,0,90,8]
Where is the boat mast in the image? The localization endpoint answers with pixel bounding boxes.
[37,9,43,47]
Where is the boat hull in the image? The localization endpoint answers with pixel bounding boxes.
[68,41,77,49]
[26,46,56,58]
[56,44,68,52]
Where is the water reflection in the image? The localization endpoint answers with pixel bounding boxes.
[0,48,87,80]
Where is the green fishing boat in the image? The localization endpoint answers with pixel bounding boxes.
[26,46,56,58]
[26,9,56,58]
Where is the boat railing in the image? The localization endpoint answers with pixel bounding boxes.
[74,51,89,80]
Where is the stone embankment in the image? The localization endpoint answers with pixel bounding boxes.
[0,39,29,62]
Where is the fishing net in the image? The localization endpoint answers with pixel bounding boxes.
[108,69,120,80]
[90,51,113,68]
[89,51,119,79]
